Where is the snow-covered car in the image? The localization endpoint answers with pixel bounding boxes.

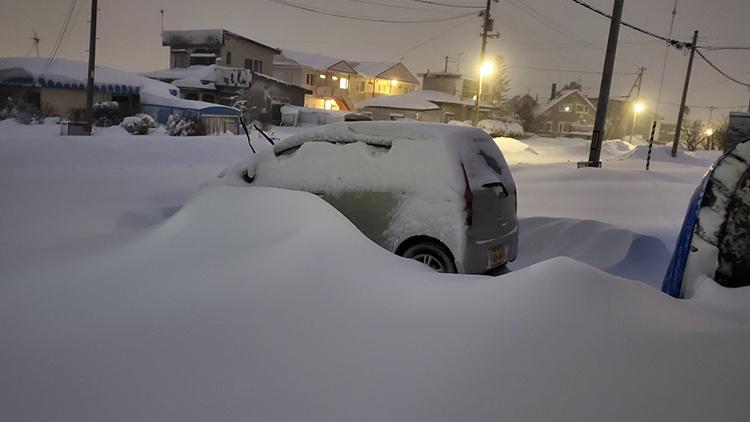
[220,121,519,273]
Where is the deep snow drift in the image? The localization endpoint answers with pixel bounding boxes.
[3,186,750,422]
[2,120,747,421]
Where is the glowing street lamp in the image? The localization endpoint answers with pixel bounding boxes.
[480,60,495,77]
[630,101,646,142]
[704,127,714,137]
[473,60,495,126]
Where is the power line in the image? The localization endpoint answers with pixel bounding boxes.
[346,0,454,13]
[268,0,478,23]
[695,49,750,88]
[569,0,750,51]
[41,0,79,77]
[505,0,600,53]
[412,0,484,9]
[509,64,637,75]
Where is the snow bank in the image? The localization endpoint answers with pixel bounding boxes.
[511,217,670,287]
[3,186,750,421]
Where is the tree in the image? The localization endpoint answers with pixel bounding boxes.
[562,80,583,91]
[508,94,539,132]
[485,54,510,105]
[681,119,704,151]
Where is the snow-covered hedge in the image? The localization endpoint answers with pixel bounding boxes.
[0,97,50,124]
[166,114,205,136]
[478,119,525,138]
[120,114,156,135]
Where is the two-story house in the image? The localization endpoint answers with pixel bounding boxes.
[162,29,280,74]
[272,50,419,111]
[535,84,597,137]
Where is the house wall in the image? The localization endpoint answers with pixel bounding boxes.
[40,88,111,118]
[422,76,460,96]
[220,34,275,74]
[539,93,596,136]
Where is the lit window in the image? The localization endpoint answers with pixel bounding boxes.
[319,74,326,79]
[332,76,338,81]
[339,77,349,89]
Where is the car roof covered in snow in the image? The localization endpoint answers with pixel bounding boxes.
[273,121,490,154]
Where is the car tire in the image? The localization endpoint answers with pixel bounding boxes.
[400,241,457,273]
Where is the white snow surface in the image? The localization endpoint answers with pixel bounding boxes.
[357,90,464,110]
[3,120,749,421]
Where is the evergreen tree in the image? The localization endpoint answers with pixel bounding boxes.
[485,54,510,105]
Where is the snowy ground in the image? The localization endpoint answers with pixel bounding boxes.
[2,120,748,421]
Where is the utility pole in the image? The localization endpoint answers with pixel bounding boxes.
[472,0,496,127]
[746,88,750,113]
[585,0,624,168]
[85,0,98,133]
[161,9,165,33]
[671,30,698,158]
[629,66,645,142]
[444,56,449,72]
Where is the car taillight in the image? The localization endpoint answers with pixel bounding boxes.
[461,163,473,226]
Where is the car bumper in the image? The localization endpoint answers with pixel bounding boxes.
[460,224,519,274]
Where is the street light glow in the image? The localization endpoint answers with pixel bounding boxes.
[633,102,646,113]
[390,79,399,87]
[705,128,714,136]
[480,61,494,77]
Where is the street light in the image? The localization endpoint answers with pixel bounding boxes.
[630,101,646,142]
[473,60,495,126]
[704,127,714,137]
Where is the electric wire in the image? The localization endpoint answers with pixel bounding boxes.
[269,0,478,23]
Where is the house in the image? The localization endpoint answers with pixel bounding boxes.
[143,64,310,108]
[272,49,420,111]
[162,29,279,74]
[535,84,597,137]
[420,70,503,119]
[0,57,240,134]
[356,89,492,123]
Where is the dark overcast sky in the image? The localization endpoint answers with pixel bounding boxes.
[1,0,749,120]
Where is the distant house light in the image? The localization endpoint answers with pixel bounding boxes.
[390,79,399,87]
[332,76,338,81]
[319,74,326,79]
[339,77,349,89]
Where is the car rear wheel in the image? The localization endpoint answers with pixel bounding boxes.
[400,241,457,273]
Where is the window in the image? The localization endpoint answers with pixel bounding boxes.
[339,77,349,89]
[544,122,552,132]
[306,73,315,85]
[225,51,232,65]
[202,94,215,103]
[559,104,572,113]
[244,59,263,73]
[357,81,366,92]
[184,92,199,100]
[576,104,588,113]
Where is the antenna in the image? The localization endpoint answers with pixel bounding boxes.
[32,29,40,58]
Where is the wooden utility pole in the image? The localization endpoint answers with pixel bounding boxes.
[85,0,98,133]
[585,0,624,167]
[472,0,493,127]
[671,30,699,158]
[629,66,646,142]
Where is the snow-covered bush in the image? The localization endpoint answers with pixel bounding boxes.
[120,114,156,135]
[166,114,205,136]
[447,120,472,127]
[0,97,49,124]
[478,119,525,138]
[93,101,122,127]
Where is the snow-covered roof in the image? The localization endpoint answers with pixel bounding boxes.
[357,90,466,111]
[0,57,237,114]
[143,65,218,83]
[536,89,597,115]
[162,29,280,53]
[276,50,358,73]
[353,61,399,77]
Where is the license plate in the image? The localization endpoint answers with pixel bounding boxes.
[489,246,505,267]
